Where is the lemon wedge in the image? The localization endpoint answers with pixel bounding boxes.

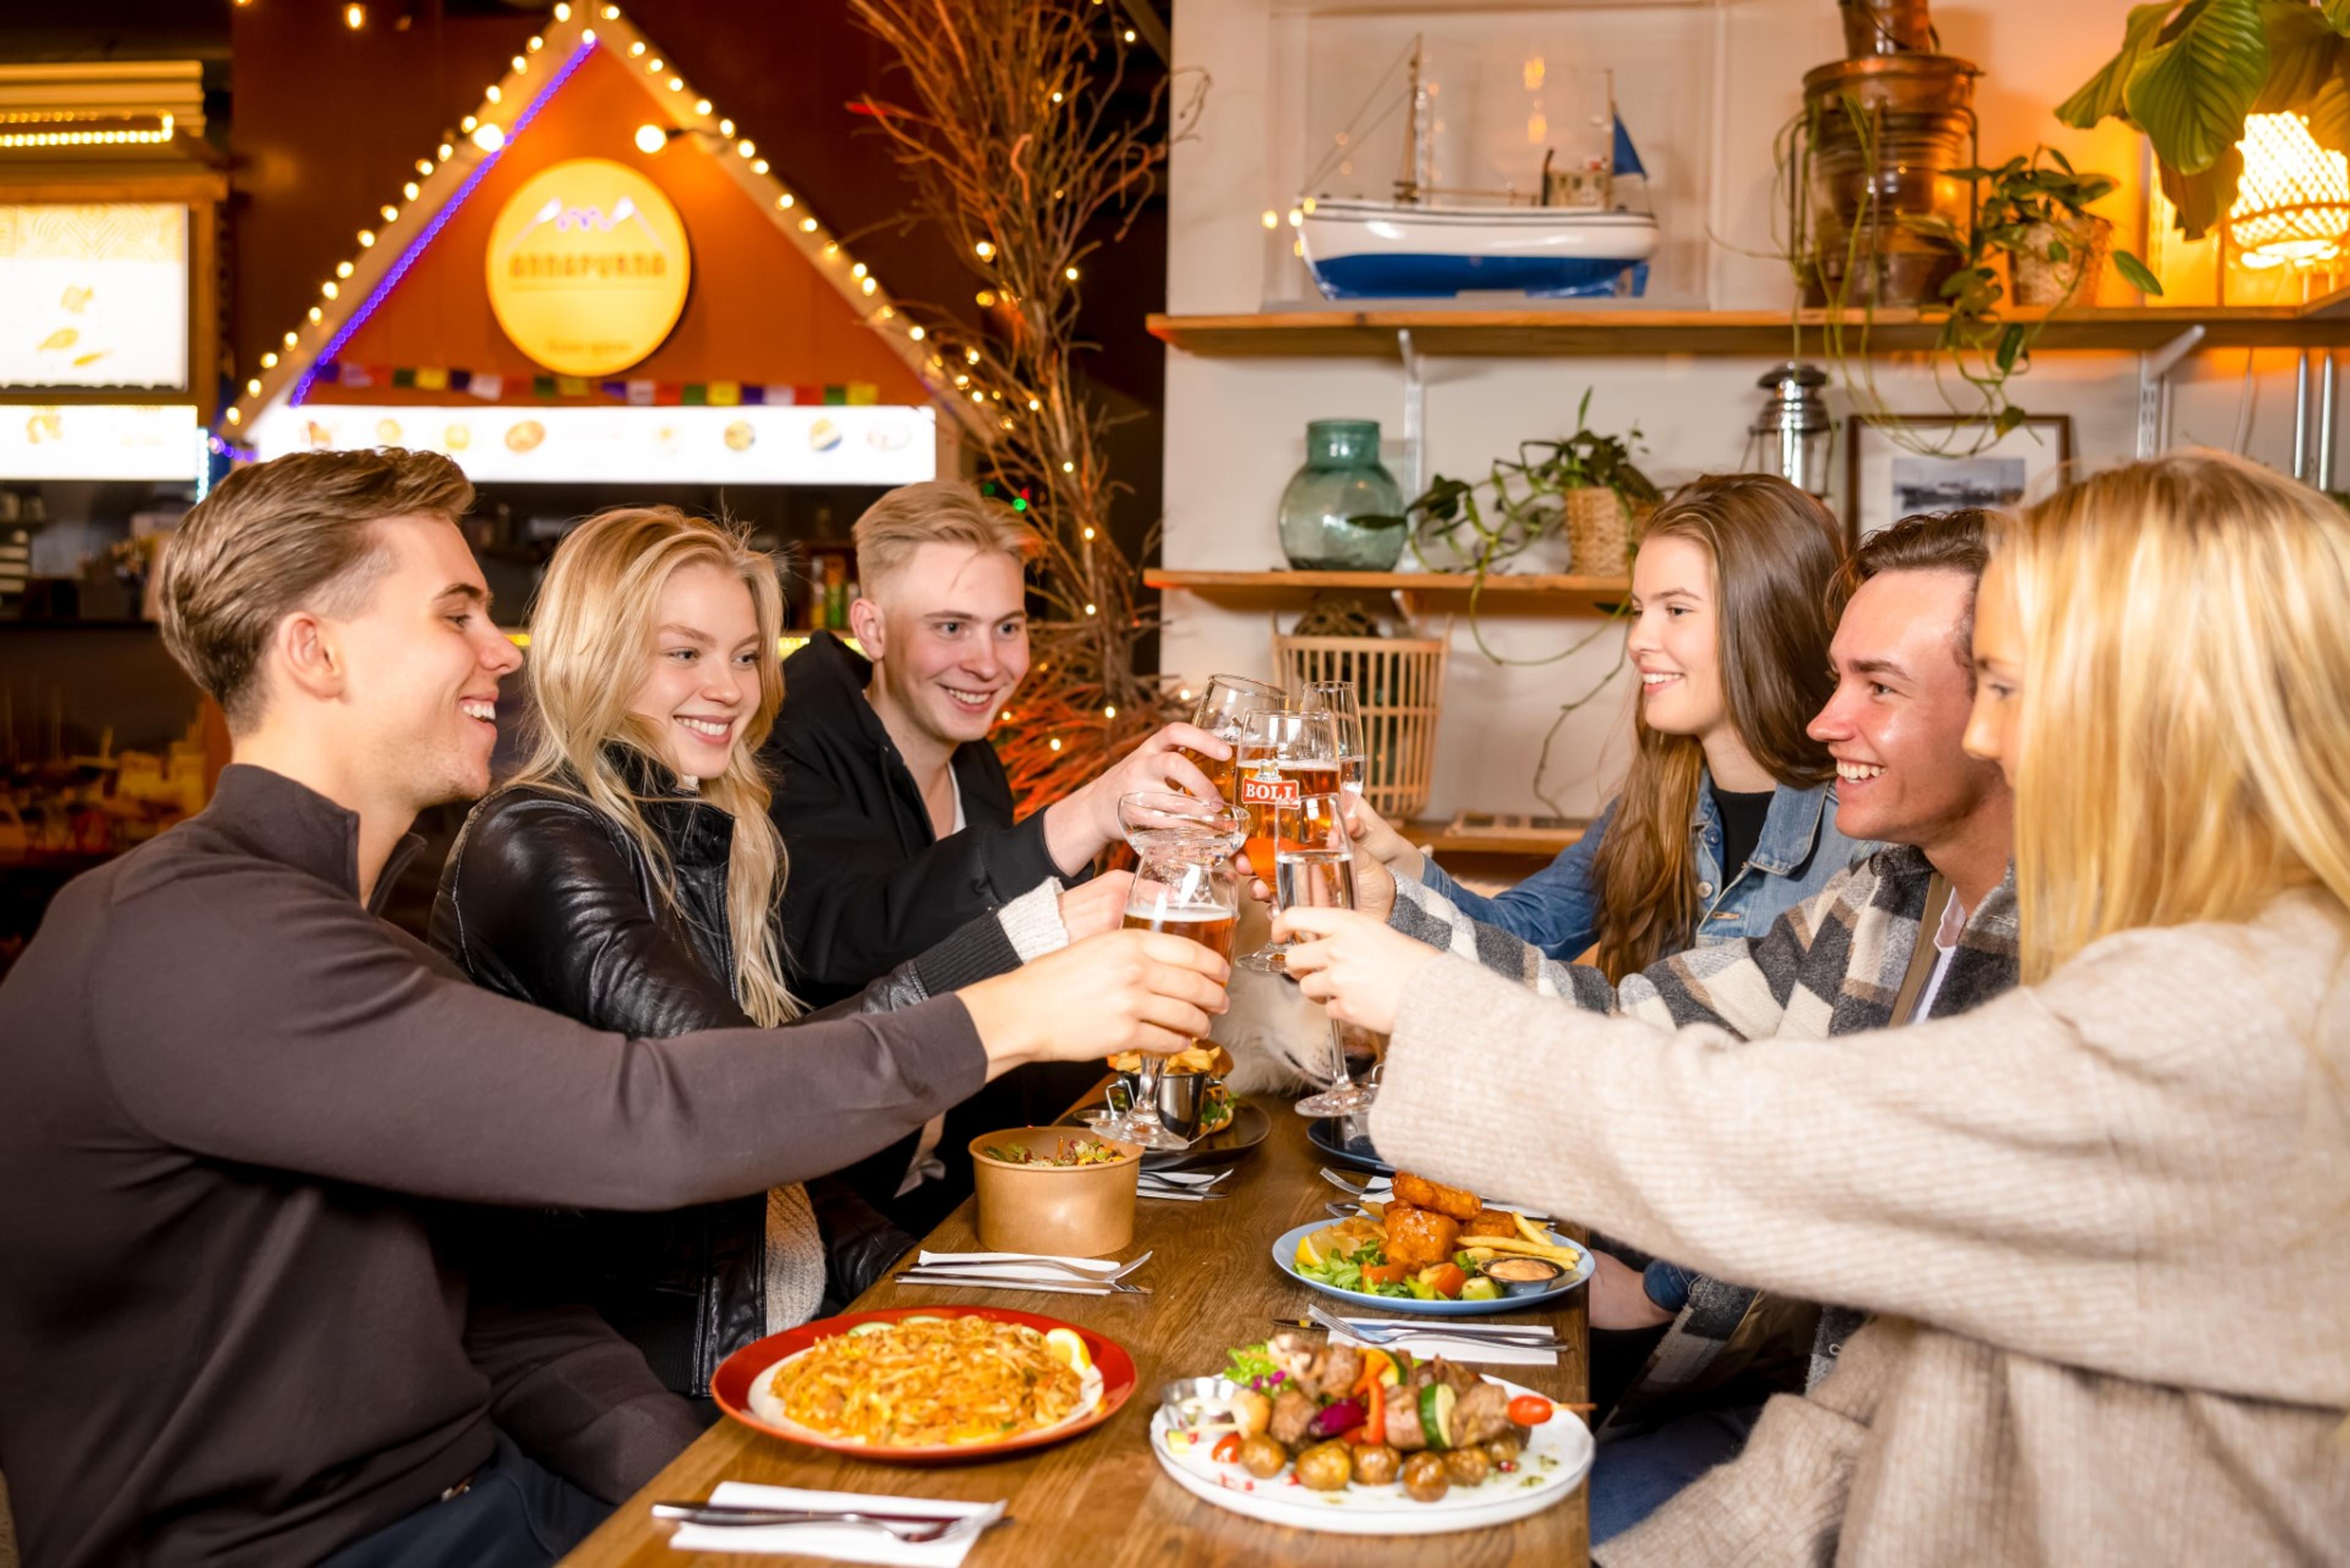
[1294,1231,1324,1271]
[1043,1326,1092,1373]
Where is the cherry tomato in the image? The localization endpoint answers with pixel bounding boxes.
[1212,1432,1242,1464]
[1506,1394,1554,1426]
[1423,1263,1467,1299]
[1361,1260,1411,1286]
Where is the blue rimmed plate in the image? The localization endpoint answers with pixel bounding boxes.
[1270,1220,1593,1317]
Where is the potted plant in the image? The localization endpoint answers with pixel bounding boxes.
[1956,147,2162,307]
[2060,0,2337,241]
[1402,390,1662,578]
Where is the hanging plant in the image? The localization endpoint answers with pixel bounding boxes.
[2056,0,2342,239]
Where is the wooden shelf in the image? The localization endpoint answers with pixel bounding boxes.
[1147,305,2350,359]
[1146,568,1627,613]
[1406,818,1587,858]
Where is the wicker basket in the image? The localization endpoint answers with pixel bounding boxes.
[1273,631,1449,821]
[2010,215,2111,307]
[1563,487,1637,575]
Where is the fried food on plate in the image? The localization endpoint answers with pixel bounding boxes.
[1383,1203,1461,1269]
[1460,1207,1519,1239]
[1393,1170,1483,1223]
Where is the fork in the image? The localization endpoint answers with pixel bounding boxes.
[652,1500,1007,1542]
[1304,1302,1556,1347]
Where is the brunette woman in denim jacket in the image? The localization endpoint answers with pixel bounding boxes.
[1360,473,1874,969]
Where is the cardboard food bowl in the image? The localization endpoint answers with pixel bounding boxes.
[968,1129,1143,1256]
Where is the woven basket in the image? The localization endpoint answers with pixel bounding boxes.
[1272,632,1449,821]
[2010,216,2111,307]
[1562,487,1638,575]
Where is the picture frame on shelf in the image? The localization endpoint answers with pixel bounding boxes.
[1843,414,2075,547]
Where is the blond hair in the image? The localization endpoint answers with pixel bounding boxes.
[159,448,474,730]
[1999,450,2350,984]
[852,479,1039,594]
[512,506,800,1024]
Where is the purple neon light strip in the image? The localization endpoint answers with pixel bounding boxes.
[290,38,596,408]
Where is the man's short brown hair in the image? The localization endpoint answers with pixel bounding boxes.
[852,479,1040,595]
[159,448,474,730]
[1827,507,1996,673]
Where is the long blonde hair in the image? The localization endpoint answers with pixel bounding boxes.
[513,506,800,1024]
[2000,450,2350,984]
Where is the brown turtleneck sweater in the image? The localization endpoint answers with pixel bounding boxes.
[0,764,987,1568]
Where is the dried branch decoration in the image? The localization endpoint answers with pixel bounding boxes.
[851,0,1206,811]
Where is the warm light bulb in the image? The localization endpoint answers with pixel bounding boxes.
[736,138,755,157]
[668,77,683,92]
[752,159,768,174]
[799,217,818,232]
[381,203,400,221]
[1124,28,1136,42]
[344,4,365,29]
[246,378,262,395]
[461,114,477,132]
[1028,397,1041,410]
[822,241,839,257]
[335,261,354,278]
[416,158,434,176]
[437,143,453,160]
[720,118,735,136]
[694,98,711,115]
[321,280,338,298]
[307,306,324,322]
[602,4,618,16]
[634,123,666,154]
[261,351,278,368]
[974,239,996,259]
[527,35,543,51]
[284,331,299,347]
[1062,460,1075,472]
[628,40,644,56]
[909,326,925,340]
[402,181,420,200]
[512,56,526,73]
[579,28,594,42]
[1065,265,1080,280]
[554,2,572,18]
[225,406,242,424]
[485,84,502,103]
[776,193,795,209]
[471,122,505,153]
[860,276,876,294]
[964,348,981,364]
[851,262,868,278]
[1261,209,1278,229]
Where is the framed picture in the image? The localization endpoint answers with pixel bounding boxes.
[1843,414,2075,547]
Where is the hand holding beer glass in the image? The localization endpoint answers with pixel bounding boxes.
[1188,674,1285,802]
[1233,706,1340,971]
[1275,791,1380,1117]
[1106,843,1239,1150]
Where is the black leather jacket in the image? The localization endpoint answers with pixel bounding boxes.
[430,751,1032,1396]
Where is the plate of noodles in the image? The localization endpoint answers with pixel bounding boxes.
[711,1306,1138,1463]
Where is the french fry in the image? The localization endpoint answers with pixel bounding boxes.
[1513,1211,1555,1248]
[1477,1234,1581,1263]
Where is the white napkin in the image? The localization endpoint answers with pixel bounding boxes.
[1328,1319,1559,1367]
[666,1483,1001,1563]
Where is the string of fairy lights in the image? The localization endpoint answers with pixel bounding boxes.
[225,1,980,444]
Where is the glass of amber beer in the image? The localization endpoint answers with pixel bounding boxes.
[1275,791,1379,1116]
[1232,706,1340,971]
[1188,674,1285,804]
[1109,844,1238,1150]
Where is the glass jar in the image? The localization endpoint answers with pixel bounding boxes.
[1277,419,1406,571]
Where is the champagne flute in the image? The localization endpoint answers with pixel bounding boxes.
[1299,680,1368,796]
[1188,674,1285,804]
[1110,846,1239,1151]
[1232,707,1340,971]
[1275,791,1380,1117]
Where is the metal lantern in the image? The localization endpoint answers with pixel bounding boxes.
[1744,362,1835,499]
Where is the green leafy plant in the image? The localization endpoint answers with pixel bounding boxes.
[1917,146,2164,435]
[1395,390,1662,581]
[2058,0,2345,239]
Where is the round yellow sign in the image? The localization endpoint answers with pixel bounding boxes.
[484,157,690,378]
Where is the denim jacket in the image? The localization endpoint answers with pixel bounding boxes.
[1415,775,1875,961]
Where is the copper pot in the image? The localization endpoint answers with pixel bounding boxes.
[1841,0,1934,56]
[969,1129,1142,1257]
[1803,53,1979,307]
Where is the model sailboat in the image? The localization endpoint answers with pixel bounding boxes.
[1297,40,1659,301]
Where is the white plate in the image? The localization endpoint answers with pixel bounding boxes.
[1148,1377,1592,1536]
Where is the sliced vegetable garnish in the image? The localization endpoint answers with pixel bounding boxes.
[1418,1382,1456,1450]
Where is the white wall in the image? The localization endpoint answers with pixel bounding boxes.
[1162,0,2327,819]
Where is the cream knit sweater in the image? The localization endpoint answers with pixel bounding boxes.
[1371,891,2350,1565]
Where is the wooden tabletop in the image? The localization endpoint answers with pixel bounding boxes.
[561,1102,1591,1567]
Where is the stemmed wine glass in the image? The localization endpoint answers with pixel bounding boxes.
[1299,681,1367,796]
[1274,790,1380,1117]
[1098,843,1239,1151]
[1232,706,1340,972]
[1188,674,1285,804]
[1117,790,1246,860]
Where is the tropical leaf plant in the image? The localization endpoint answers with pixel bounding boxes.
[2060,0,2350,238]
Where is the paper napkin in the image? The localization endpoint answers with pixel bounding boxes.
[666,1484,1002,1564]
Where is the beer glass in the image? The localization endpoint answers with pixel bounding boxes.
[1299,680,1367,795]
[1108,845,1239,1150]
[1118,790,1246,860]
[1188,674,1285,804]
[1274,791,1380,1117]
[1232,707,1340,971]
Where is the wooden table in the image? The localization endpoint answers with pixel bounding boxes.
[562,1105,1592,1567]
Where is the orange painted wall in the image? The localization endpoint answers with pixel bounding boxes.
[311,40,927,406]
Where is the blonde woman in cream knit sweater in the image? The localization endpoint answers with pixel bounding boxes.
[1281,450,2350,1566]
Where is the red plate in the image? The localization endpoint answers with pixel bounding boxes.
[711,1305,1138,1465]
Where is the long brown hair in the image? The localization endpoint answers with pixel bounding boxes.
[1590,474,1844,981]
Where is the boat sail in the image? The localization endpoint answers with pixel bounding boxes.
[1297,40,1659,301]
